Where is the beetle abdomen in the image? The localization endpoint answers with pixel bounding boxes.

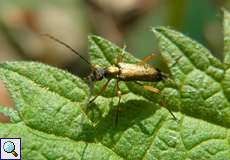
[117,63,162,81]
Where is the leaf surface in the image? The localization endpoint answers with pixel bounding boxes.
[1,11,230,160]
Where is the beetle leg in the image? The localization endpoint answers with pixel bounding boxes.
[89,79,111,104]
[144,86,177,120]
[143,85,177,120]
[135,82,177,121]
[143,85,160,94]
[116,45,127,64]
[160,99,177,121]
[115,79,122,126]
[134,82,160,94]
[139,53,156,65]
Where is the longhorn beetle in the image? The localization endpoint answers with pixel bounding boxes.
[42,34,177,124]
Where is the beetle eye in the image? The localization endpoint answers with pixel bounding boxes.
[94,69,105,80]
[97,75,103,80]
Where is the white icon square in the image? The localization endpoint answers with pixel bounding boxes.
[0,138,21,160]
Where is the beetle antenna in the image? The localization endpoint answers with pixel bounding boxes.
[41,34,91,66]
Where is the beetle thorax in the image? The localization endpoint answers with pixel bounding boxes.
[105,65,119,77]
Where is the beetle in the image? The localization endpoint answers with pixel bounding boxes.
[42,34,176,124]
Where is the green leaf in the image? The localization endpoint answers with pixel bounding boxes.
[223,9,230,109]
[0,105,20,123]
[223,9,230,66]
[1,10,230,160]
[0,62,94,141]
[86,11,230,159]
[0,123,122,160]
[152,27,229,128]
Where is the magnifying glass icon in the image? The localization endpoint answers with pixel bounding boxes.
[3,141,18,157]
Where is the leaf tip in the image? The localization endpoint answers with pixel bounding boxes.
[0,106,20,123]
[151,26,167,40]
[88,35,101,42]
[151,26,175,38]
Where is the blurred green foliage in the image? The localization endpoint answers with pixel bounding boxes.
[0,0,228,74]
